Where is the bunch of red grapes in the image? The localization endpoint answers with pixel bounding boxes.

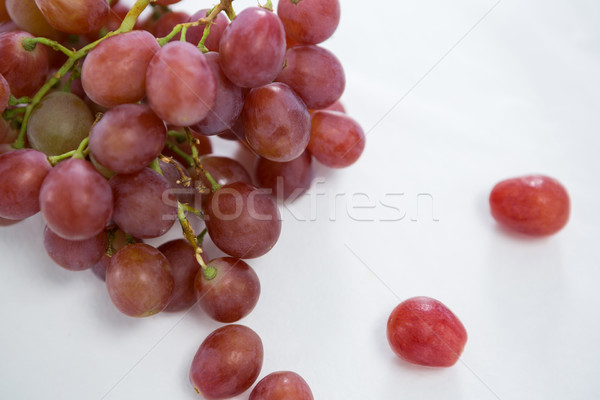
[0,0,572,398]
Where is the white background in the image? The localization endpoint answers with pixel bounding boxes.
[2,0,600,399]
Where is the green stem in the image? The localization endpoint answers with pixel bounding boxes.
[149,158,163,175]
[197,228,208,247]
[164,141,194,167]
[168,129,188,142]
[8,95,30,106]
[12,0,151,150]
[262,0,273,11]
[176,202,216,279]
[185,128,221,192]
[48,150,76,166]
[197,24,211,53]
[22,37,74,57]
[72,137,89,160]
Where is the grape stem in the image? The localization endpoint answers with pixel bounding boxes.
[156,0,236,47]
[185,128,221,192]
[47,136,89,165]
[164,140,195,167]
[176,201,216,280]
[149,158,163,176]
[21,37,74,57]
[8,95,31,106]
[159,154,192,187]
[11,0,153,150]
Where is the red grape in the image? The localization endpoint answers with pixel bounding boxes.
[146,41,217,126]
[34,0,109,35]
[0,149,52,220]
[277,0,340,45]
[387,296,468,367]
[308,110,365,168]
[195,257,260,323]
[153,10,189,41]
[43,225,106,271]
[219,7,286,88]
[205,181,281,259]
[186,9,228,52]
[82,30,160,107]
[489,175,570,236]
[192,52,244,136]
[89,104,167,174]
[92,227,138,281]
[106,243,174,318]
[255,150,313,201]
[40,158,113,240]
[0,30,49,97]
[0,1,8,22]
[109,168,177,239]
[158,239,206,312]
[189,324,263,399]
[243,82,310,162]
[276,45,345,109]
[198,155,252,192]
[250,371,314,400]
[0,72,8,113]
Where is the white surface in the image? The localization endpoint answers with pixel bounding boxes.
[2,0,600,399]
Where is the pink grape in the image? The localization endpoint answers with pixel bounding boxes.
[34,0,109,35]
[277,0,340,45]
[255,150,313,201]
[250,371,314,400]
[186,9,228,52]
[0,30,49,97]
[43,225,106,271]
[308,110,365,168]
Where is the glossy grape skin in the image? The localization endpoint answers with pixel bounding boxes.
[308,110,365,168]
[0,21,17,34]
[195,257,260,323]
[250,371,314,400]
[40,158,113,240]
[192,52,244,136]
[277,0,340,45]
[0,31,49,97]
[6,0,63,40]
[205,181,281,259]
[187,9,228,52]
[489,175,570,236]
[0,72,8,113]
[34,0,109,35]
[89,104,167,174]
[82,31,160,107]
[158,159,194,206]
[146,41,217,126]
[110,168,177,239]
[387,297,468,367]
[219,7,286,88]
[243,83,310,162]
[255,151,313,201]
[0,149,52,220]
[276,45,345,109]
[158,239,206,312]
[106,243,174,318]
[189,324,263,399]
[27,92,94,156]
[43,225,106,271]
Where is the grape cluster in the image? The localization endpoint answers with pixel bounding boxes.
[0,0,361,397]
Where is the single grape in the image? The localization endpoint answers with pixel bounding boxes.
[205,181,281,259]
[153,10,189,41]
[82,30,160,107]
[255,150,313,201]
[27,91,94,156]
[189,324,263,399]
[250,371,314,400]
[0,72,8,113]
[89,104,167,174]
[5,0,63,40]
[186,9,228,51]
[195,257,260,323]
[158,239,206,312]
[109,168,177,239]
[276,45,345,109]
[146,41,217,126]
[0,149,52,220]
[277,0,340,45]
[191,52,244,136]
[40,158,113,240]
[219,7,286,88]
[43,225,106,271]
[106,243,174,318]
[0,30,49,97]
[387,296,468,367]
[34,0,109,35]
[489,175,570,235]
[308,110,365,168]
[243,82,310,162]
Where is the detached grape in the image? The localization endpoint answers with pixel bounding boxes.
[250,371,314,400]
